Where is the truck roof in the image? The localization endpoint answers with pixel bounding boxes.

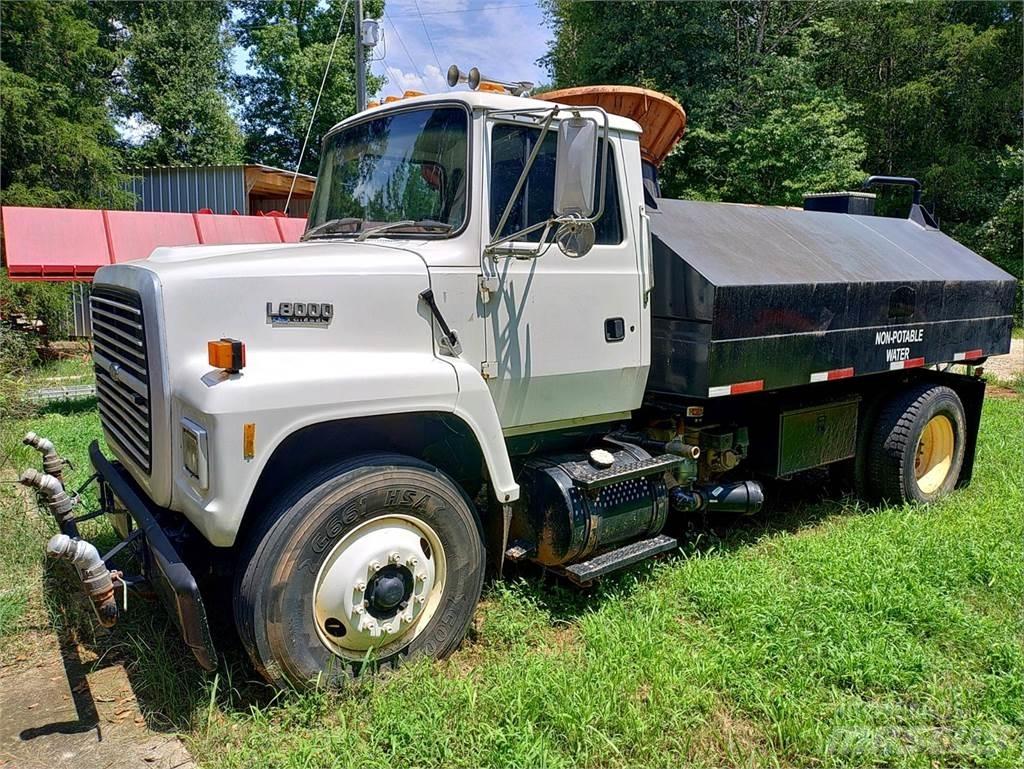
[326,90,645,136]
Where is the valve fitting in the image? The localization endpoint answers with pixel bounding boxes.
[46,534,118,627]
[23,432,65,485]
[20,468,77,535]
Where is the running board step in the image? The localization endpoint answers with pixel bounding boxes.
[565,454,683,492]
[562,534,677,586]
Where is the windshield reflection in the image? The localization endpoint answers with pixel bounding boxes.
[307,107,469,239]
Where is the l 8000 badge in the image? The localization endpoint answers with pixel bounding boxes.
[266,301,334,327]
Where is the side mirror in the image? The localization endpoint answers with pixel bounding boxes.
[553,116,598,218]
[555,219,595,259]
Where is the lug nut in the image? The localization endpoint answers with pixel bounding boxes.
[369,560,381,573]
[415,595,425,605]
[416,571,426,581]
[388,552,401,564]
[355,580,366,591]
[406,556,418,568]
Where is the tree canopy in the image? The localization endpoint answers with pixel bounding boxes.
[235,0,382,174]
[105,0,244,166]
[0,0,129,208]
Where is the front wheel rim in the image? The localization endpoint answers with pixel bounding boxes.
[915,414,955,494]
[313,514,447,659]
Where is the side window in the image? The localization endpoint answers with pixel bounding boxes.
[489,124,622,245]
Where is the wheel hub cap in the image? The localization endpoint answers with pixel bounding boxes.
[312,514,446,659]
[365,565,413,618]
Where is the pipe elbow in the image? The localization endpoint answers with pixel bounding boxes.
[24,431,56,455]
[20,469,64,497]
[46,534,104,572]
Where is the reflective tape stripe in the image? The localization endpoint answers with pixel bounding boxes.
[889,357,925,370]
[708,379,765,397]
[731,379,764,395]
[953,349,983,362]
[810,367,854,383]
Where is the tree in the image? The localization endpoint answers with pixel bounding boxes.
[543,1,864,205]
[104,0,243,166]
[0,0,129,208]
[236,0,383,174]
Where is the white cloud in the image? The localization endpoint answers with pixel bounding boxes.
[370,1,550,98]
[383,63,447,95]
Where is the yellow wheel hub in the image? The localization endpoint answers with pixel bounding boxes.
[915,414,955,494]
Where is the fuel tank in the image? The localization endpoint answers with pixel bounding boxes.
[510,444,670,568]
[646,199,1016,400]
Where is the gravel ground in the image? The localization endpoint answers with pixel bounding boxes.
[984,337,1022,383]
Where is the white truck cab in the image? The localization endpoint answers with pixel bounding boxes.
[24,85,1013,687]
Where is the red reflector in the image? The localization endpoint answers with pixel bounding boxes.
[730,380,764,395]
[905,357,926,369]
[963,349,983,361]
[828,367,855,380]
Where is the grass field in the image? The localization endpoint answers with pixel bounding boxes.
[1,373,1021,768]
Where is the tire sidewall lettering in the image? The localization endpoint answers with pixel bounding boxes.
[266,470,482,684]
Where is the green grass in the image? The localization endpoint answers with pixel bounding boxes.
[1,378,1021,768]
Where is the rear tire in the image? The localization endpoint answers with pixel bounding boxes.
[865,383,966,504]
[234,453,485,689]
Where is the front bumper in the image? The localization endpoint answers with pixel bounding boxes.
[89,441,217,671]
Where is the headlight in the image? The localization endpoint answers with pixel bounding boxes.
[181,418,209,490]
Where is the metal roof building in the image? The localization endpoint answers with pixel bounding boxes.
[126,164,316,218]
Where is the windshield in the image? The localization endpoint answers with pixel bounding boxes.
[306,106,469,239]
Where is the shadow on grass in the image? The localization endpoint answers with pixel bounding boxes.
[37,396,98,417]
[37,544,275,735]
[500,467,867,626]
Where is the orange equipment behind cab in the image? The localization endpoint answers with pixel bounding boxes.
[536,85,687,167]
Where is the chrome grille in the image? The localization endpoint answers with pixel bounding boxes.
[90,287,152,473]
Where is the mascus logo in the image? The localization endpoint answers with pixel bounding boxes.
[266,301,333,327]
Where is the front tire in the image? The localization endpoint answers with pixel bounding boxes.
[866,383,967,504]
[234,453,485,688]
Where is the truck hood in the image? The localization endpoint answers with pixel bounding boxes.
[127,239,426,279]
[91,238,440,509]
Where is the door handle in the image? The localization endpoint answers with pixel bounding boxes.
[604,317,626,343]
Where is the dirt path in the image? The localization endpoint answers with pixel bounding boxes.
[984,337,1022,383]
[0,481,195,769]
[0,631,195,769]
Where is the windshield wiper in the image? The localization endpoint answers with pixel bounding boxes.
[303,217,364,240]
[354,219,453,241]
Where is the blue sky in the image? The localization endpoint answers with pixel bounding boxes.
[368,0,550,96]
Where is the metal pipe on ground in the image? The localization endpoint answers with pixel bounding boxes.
[23,432,65,484]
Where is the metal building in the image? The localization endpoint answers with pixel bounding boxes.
[126,164,316,218]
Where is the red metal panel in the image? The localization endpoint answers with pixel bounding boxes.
[275,217,307,243]
[193,213,283,245]
[104,210,200,263]
[2,206,110,279]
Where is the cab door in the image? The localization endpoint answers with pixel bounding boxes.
[481,121,646,431]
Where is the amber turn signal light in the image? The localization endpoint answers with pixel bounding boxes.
[208,338,245,373]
